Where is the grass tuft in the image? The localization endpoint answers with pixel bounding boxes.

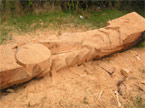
[136,42,145,48]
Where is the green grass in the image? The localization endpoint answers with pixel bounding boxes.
[136,42,145,48]
[76,9,128,28]
[0,26,12,44]
[0,8,144,44]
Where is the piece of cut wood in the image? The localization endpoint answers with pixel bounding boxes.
[0,44,31,90]
[1,12,145,90]
[15,43,51,78]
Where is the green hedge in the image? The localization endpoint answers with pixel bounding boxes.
[0,0,144,15]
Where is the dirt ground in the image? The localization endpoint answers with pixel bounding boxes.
[0,29,145,108]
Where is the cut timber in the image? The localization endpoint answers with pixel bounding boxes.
[15,43,51,78]
[0,12,145,90]
[39,12,145,73]
[0,44,31,90]
[48,12,145,69]
[0,44,51,90]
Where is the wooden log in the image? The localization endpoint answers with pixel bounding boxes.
[15,43,51,78]
[41,12,145,70]
[0,12,145,90]
[0,44,31,89]
[0,44,51,90]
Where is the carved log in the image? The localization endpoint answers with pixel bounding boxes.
[0,12,145,90]
[41,12,145,71]
[0,44,31,90]
[0,44,51,90]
